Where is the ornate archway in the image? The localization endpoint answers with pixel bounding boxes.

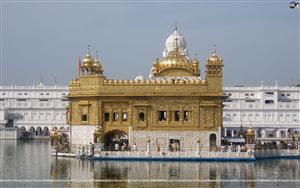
[103,130,128,151]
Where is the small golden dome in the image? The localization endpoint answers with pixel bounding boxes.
[93,58,102,69]
[207,48,222,62]
[51,128,58,137]
[94,126,101,134]
[82,53,94,68]
[246,127,255,136]
[193,58,199,64]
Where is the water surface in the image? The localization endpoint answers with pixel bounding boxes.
[0,140,299,188]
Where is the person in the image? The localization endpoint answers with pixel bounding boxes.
[89,142,94,156]
[132,143,137,151]
[114,143,119,151]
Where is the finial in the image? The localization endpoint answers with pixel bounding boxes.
[174,22,178,31]
[87,45,91,54]
[95,50,99,60]
[212,44,217,54]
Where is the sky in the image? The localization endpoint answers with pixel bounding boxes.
[0,0,299,86]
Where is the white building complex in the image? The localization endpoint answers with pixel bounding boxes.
[0,83,69,137]
[1,83,299,140]
[223,84,300,142]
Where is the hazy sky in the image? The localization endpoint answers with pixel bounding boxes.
[1,1,299,86]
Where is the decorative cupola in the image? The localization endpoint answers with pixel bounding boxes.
[206,47,223,75]
[93,51,103,75]
[192,57,200,75]
[80,46,95,75]
[205,46,224,92]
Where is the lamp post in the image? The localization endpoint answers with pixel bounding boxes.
[196,138,201,156]
[93,125,103,157]
[50,128,58,158]
[246,127,256,158]
[146,138,150,156]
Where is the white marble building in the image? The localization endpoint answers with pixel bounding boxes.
[223,84,300,141]
[0,83,69,136]
[1,83,299,140]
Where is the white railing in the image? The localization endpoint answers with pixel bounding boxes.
[73,145,253,159]
[92,150,251,158]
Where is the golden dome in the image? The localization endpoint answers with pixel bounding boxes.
[93,58,102,68]
[193,57,199,63]
[94,126,101,134]
[246,127,255,136]
[82,53,94,68]
[159,54,191,66]
[207,48,222,62]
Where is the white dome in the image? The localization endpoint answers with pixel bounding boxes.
[134,74,144,81]
[163,29,188,57]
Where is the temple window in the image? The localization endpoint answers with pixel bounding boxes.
[104,112,110,122]
[113,112,119,121]
[184,111,190,121]
[158,111,167,121]
[139,112,145,121]
[122,112,128,121]
[81,114,88,122]
[174,111,180,121]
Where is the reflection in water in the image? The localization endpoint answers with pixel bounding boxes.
[1,140,300,188]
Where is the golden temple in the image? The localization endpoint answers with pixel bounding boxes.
[67,27,224,151]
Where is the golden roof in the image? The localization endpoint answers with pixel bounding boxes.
[159,54,191,66]
[82,53,94,68]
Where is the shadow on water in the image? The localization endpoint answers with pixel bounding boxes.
[1,140,300,188]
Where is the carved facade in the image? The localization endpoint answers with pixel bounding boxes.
[68,28,224,151]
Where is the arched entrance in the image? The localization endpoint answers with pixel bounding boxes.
[36,127,42,136]
[43,127,49,136]
[104,130,128,151]
[209,134,217,151]
[29,127,35,137]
